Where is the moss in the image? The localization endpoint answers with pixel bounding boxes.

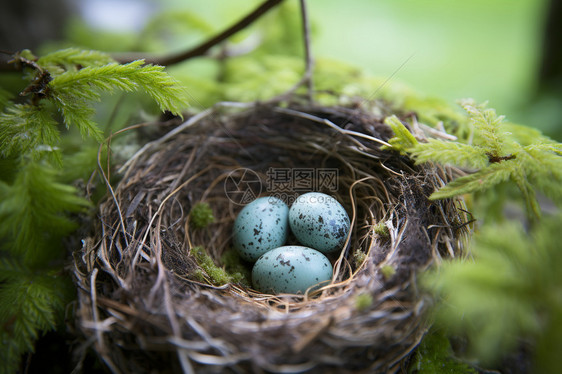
[190,246,252,287]
[190,246,231,286]
[190,202,215,229]
[352,249,367,268]
[355,293,373,311]
[374,221,389,238]
[220,249,251,287]
[380,265,396,280]
[409,331,476,373]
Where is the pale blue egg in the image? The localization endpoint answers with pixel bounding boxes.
[289,192,350,254]
[233,197,289,262]
[252,246,333,294]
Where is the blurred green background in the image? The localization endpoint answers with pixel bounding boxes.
[164,0,559,138]
[2,0,560,138]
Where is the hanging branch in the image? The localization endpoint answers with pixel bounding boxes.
[114,0,285,66]
[0,0,285,73]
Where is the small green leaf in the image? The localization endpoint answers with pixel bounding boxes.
[383,115,418,153]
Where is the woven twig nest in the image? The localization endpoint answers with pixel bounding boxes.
[73,101,469,373]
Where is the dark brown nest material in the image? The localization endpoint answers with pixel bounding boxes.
[73,101,470,373]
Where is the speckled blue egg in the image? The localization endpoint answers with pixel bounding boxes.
[289,192,350,254]
[252,246,333,294]
[233,197,289,262]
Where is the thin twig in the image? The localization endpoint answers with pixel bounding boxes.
[114,0,285,66]
[300,0,314,101]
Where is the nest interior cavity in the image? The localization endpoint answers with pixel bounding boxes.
[74,102,469,374]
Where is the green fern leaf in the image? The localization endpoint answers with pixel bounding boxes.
[0,87,13,110]
[511,167,541,219]
[459,99,506,157]
[424,215,562,371]
[430,161,515,200]
[503,122,555,147]
[0,162,88,264]
[46,60,188,140]
[518,145,562,205]
[50,60,188,116]
[37,47,114,74]
[52,95,103,141]
[386,100,562,219]
[0,104,62,164]
[0,257,30,281]
[0,273,68,374]
[412,139,489,169]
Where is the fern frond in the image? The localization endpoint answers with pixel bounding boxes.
[50,60,188,117]
[0,274,68,374]
[37,47,114,74]
[386,100,562,219]
[411,139,489,169]
[0,162,89,264]
[511,167,541,219]
[430,161,515,200]
[503,122,556,147]
[425,215,562,371]
[459,99,506,157]
[0,104,62,164]
[518,145,562,206]
[0,257,30,282]
[383,115,418,153]
[52,95,103,141]
[0,87,13,110]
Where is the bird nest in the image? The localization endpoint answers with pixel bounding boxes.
[73,101,470,373]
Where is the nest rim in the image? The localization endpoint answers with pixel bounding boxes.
[74,100,470,373]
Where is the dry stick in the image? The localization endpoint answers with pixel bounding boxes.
[115,0,285,66]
